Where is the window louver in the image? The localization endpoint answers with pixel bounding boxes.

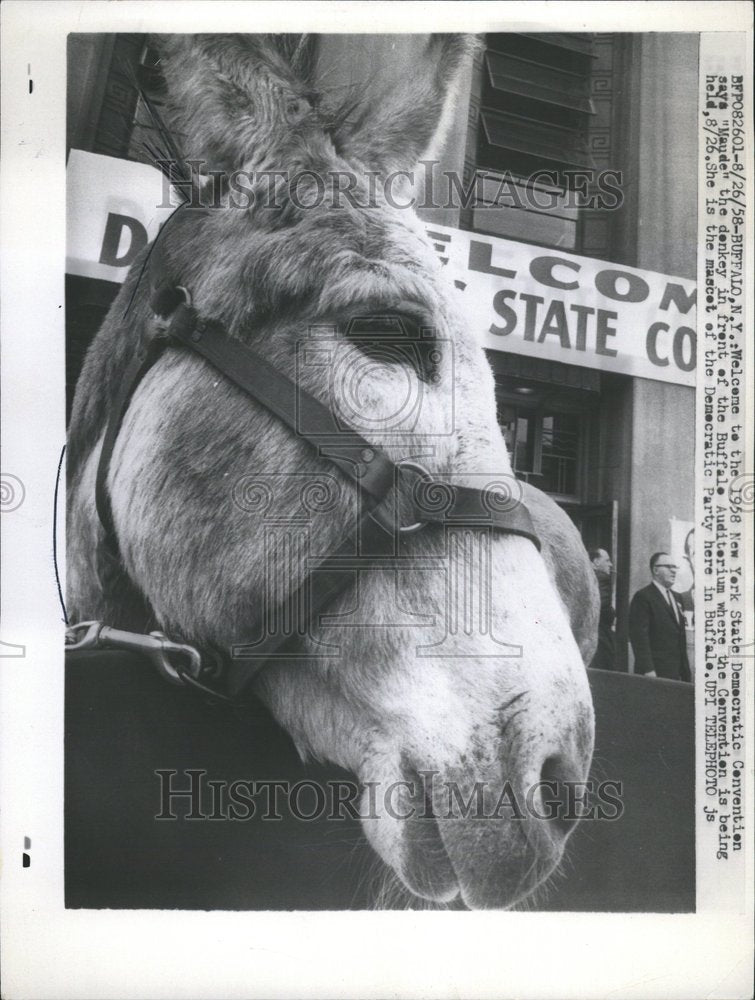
[480,108,595,170]
[485,51,596,116]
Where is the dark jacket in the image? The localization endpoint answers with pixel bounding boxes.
[597,574,616,628]
[629,583,691,681]
[590,573,617,671]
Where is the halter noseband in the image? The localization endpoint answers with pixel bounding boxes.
[94,220,541,701]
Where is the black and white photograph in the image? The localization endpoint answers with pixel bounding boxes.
[1,2,753,998]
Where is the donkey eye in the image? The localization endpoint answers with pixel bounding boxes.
[340,310,440,384]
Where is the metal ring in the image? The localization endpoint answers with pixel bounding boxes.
[152,286,193,332]
[395,460,431,534]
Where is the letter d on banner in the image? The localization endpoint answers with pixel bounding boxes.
[66,149,178,281]
[99,213,148,267]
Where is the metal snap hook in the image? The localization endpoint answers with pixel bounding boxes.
[64,620,206,690]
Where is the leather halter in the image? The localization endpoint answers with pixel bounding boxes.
[94,215,541,700]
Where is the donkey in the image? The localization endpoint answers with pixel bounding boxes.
[67,33,598,909]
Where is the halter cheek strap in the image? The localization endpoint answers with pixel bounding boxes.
[93,272,541,700]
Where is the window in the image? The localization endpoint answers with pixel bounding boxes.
[499,405,582,499]
[471,33,598,251]
[489,357,599,503]
[540,412,580,496]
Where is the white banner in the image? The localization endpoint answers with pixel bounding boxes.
[429,224,697,386]
[66,149,697,387]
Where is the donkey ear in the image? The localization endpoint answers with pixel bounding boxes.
[152,34,313,172]
[333,34,478,175]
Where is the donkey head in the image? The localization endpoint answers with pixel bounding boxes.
[69,34,596,909]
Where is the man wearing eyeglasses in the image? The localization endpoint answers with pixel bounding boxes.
[629,552,691,682]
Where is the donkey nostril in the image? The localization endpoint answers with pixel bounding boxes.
[538,755,585,838]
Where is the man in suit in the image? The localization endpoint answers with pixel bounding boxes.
[629,552,691,682]
[589,548,617,671]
